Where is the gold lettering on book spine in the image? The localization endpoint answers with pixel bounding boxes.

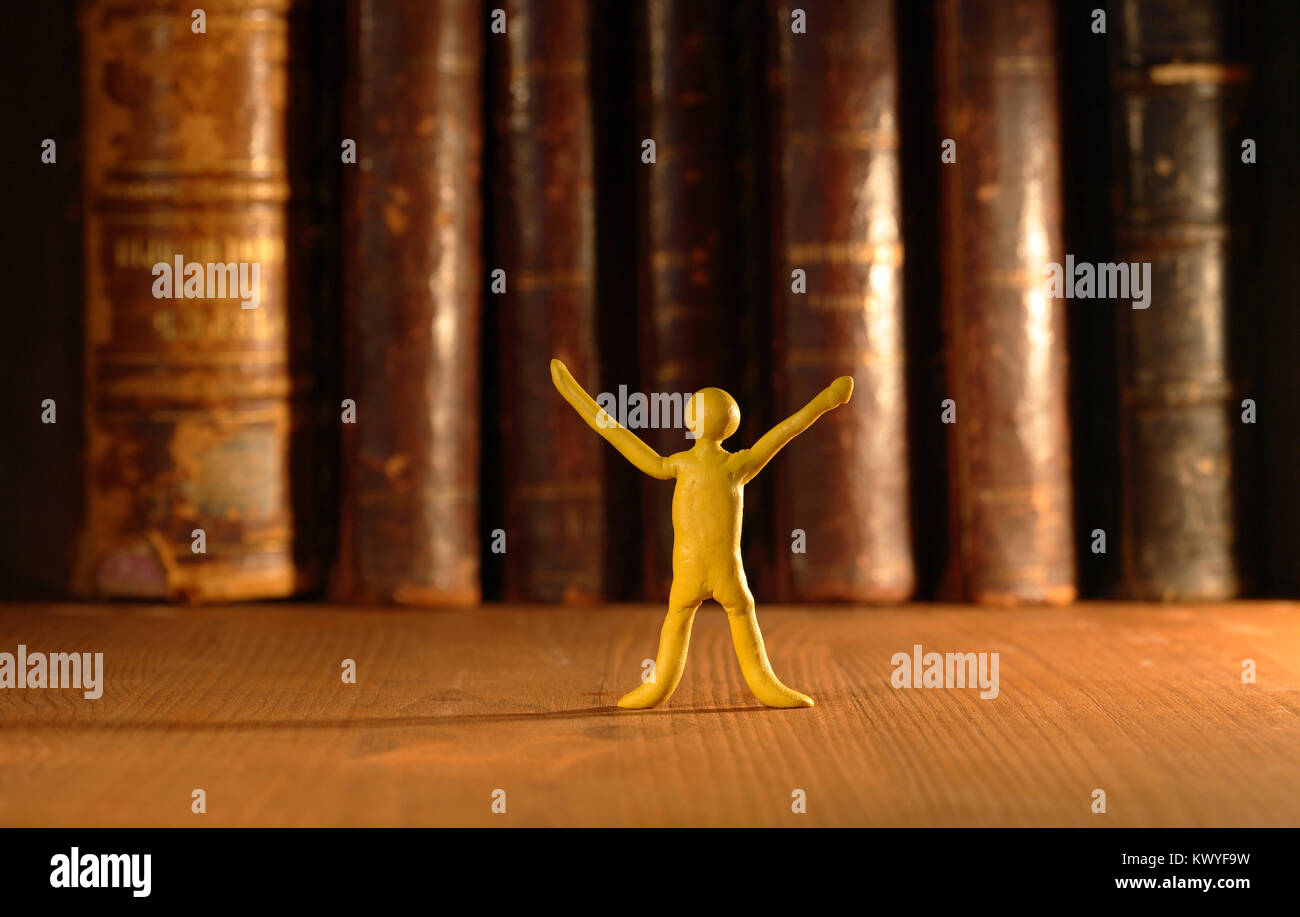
[76,0,308,601]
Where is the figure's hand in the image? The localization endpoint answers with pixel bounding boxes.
[732,375,853,484]
[821,376,854,408]
[550,356,674,480]
[553,358,612,425]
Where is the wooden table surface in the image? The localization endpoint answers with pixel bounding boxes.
[0,601,1296,827]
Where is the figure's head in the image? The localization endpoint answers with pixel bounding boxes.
[685,388,740,442]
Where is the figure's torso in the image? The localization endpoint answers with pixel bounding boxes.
[667,445,744,571]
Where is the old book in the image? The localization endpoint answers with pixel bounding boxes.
[489,0,605,602]
[936,0,1076,604]
[334,0,483,605]
[1110,0,1258,600]
[770,0,915,602]
[634,0,740,600]
[76,0,315,601]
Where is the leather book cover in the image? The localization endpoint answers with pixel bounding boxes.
[770,0,916,602]
[1110,0,1258,600]
[76,0,318,601]
[335,0,483,605]
[489,0,605,602]
[937,0,1076,605]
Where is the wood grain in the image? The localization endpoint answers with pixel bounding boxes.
[0,602,1297,826]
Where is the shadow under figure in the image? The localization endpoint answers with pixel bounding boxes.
[550,359,853,709]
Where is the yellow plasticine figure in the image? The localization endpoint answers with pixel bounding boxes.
[550,359,854,709]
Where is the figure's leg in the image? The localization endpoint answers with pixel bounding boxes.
[715,572,813,708]
[617,592,702,709]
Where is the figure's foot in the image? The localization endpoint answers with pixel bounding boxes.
[724,610,815,708]
[617,680,669,709]
[753,683,815,709]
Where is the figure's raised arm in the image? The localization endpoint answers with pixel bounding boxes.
[550,359,673,480]
[728,376,853,484]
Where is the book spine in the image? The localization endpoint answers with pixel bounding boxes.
[490,0,605,602]
[1110,0,1257,600]
[77,0,313,601]
[771,0,915,602]
[336,0,483,605]
[937,0,1076,605]
[635,0,739,600]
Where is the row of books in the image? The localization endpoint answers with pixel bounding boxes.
[3,0,1296,605]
